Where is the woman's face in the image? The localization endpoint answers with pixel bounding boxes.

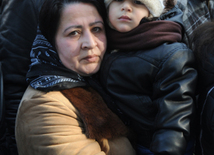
[55,3,107,76]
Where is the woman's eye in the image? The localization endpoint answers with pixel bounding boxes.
[92,27,102,33]
[69,31,80,36]
[114,0,123,2]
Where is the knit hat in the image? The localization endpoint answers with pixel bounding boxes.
[104,0,165,18]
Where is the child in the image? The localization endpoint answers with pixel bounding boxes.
[99,0,197,154]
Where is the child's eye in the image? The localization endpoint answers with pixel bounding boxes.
[134,0,143,4]
[114,0,123,2]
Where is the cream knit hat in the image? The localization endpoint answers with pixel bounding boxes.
[104,0,165,18]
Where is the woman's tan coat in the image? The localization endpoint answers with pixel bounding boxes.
[15,86,135,155]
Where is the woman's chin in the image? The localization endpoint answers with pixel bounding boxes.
[79,64,100,76]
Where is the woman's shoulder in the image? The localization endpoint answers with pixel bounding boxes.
[22,86,70,103]
[22,86,69,101]
[18,86,79,117]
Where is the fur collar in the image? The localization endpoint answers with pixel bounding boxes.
[61,87,128,141]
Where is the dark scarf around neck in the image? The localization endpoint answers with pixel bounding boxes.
[107,20,182,51]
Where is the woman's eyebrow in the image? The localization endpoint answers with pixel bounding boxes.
[64,21,104,33]
[89,21,104,26]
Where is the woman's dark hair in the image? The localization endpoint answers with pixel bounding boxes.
[191,21,214,68]
[39,0,107,46]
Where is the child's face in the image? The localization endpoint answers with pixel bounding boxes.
[108,0,150,32]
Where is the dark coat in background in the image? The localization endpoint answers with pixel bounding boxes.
[192,21,214,155]
[177,0,214,47]
[0,0,45,154]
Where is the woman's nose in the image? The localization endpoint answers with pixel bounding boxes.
[81,31,97,49]
[121,2,132,12]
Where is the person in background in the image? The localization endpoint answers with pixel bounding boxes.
[177,1,214,154]
[191,21,214,155]
[99,0,197,154]
[177,0,214,47]
[0,0,45,154]
[15,0,135,154]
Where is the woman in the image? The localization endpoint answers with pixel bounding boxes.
[15,0,135,154]
[192,21,214,155]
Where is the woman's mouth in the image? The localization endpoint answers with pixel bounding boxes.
[83,55,99,63]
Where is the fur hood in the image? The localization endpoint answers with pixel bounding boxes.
[104,0,177,18]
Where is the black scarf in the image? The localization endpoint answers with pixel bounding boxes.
[26,28,86,91]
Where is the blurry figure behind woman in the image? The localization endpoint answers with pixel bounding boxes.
[192,21,214,155]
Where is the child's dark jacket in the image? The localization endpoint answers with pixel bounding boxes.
[99,6,197,155]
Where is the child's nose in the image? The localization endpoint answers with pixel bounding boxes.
[121,2,132,12]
